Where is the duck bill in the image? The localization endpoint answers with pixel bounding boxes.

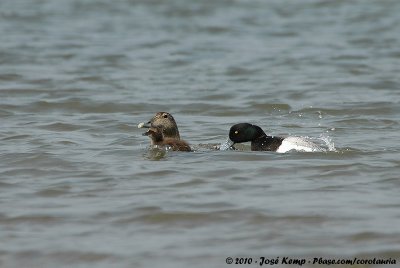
[142,130,150,136]
[142,126,156,136]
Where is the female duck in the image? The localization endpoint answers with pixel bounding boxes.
[228,123,322,153]
[143,126,191,152]
[138,112,180,139]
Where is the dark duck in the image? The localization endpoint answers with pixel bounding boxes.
[227,123,322,153]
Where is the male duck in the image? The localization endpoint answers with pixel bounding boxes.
[228,123,321,153]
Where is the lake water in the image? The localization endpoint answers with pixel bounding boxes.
[1,0,400,267]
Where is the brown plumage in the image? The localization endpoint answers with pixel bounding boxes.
[143,112,180,140]
[143,126,191,152]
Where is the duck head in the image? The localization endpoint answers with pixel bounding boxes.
[138,112,180,140]
[228,123,266,146]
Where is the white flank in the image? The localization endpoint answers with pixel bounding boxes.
[276,137,323,153]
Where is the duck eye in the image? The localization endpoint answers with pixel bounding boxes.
[234,130,239,134]
[163,114,168,118]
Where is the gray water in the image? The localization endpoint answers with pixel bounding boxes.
[1,0,400,267]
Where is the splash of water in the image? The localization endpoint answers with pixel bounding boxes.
[319,134,336,152]
[219,138,233,151]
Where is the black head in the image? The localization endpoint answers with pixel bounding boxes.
[229,123,266,143]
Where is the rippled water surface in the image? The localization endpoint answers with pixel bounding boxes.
[1,0,400,267]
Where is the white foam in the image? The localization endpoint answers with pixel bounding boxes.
[319,134,336,151]
[138,122,145,128]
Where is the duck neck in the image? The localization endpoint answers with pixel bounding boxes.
[150,133,164,145]
[253,133,271,143]
[163,128,180,140]
[251,134,283,151]
[252,125,268,139]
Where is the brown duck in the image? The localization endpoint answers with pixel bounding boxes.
[142,126,191,152]
[139,112,191,151]
[138,112,180,140]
